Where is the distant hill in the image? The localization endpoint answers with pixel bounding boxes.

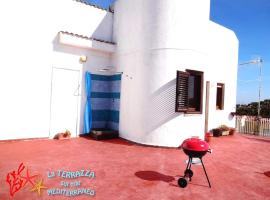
[236,99,270,118]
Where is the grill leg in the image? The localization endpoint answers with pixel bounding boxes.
[200,158,211,188]
[186,157,192,170]
[183,157,192,181]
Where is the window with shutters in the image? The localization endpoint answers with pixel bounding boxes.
[216,83,224,110]
[175,70,203,113]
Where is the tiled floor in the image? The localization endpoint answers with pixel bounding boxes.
[0,134,269,200]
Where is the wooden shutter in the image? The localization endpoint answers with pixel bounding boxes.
[175,71,189,112]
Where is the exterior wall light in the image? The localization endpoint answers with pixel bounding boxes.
[79,55,87,63]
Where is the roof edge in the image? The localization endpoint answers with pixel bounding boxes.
[74,0,113,13]
[59,31,116,45]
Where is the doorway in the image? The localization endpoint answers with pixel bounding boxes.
[50,67,80,138]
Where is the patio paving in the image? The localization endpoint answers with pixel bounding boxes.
[0,133,269,200]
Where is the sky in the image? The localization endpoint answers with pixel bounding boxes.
[86,0,270,104]
[210,0,270,104]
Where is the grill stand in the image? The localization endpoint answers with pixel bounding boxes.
[179,156,211,188]
[199,157,211,188]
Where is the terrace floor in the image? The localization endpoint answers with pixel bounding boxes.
[0,133,269,200]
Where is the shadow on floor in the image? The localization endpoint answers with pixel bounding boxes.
[79,135,134,146]
[189,182,211,188]
[97,138,134,146]
[264,171,270,177]
[244,136,270,143]
[135,171,175,182]
[255,171,270,178]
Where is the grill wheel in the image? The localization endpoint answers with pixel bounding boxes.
[178,178,188,188]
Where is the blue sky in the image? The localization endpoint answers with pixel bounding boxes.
[86,0,114,8]
[87,0,270,104]
[211,0,270,104]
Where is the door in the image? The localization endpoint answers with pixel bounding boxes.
[50,67,80,138]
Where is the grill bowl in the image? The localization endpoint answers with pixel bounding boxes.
[182,138,210,157]
[183,149,208,157]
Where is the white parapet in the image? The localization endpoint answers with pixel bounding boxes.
[59,32,115,54]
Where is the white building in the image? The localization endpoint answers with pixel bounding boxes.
[0,0,238,147]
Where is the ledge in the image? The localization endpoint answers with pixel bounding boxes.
[58,31,116,54]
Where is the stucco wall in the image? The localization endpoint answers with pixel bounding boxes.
[113,0,238,147]
[0,0,113,140]
[0,0,238,144]
[206,22,239,130]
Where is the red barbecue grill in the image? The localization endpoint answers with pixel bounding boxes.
[178,138,212,188]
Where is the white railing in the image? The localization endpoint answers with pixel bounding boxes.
[235,116,270,136]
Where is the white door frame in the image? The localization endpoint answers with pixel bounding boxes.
[49,67,81,138]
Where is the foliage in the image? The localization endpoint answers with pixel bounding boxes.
[219,125,230,131]
[63,130,71,137]
[236,99,270,118]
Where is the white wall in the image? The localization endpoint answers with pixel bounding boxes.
[52,44,113,137]
[0,0,238,145]
[0,0,113,140]
[206,22,239,130]
[113,0,238,147]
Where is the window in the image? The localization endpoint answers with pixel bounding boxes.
[175,70,203,113]
[216,83,224,110]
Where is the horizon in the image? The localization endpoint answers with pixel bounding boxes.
[237,98,270,105]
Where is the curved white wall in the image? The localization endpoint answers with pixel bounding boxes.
[206,22,239,130]
[0,0,238,143]
[113,0,238,147]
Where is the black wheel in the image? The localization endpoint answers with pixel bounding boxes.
[184,169,193,178]
[178,178,188,188]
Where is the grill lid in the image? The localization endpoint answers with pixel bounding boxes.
[182,138,209,152]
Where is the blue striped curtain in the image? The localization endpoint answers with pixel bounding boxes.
[83,72,92,134]
[84,73,122,133]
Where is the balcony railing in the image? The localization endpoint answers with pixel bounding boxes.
[235,115,270,137]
